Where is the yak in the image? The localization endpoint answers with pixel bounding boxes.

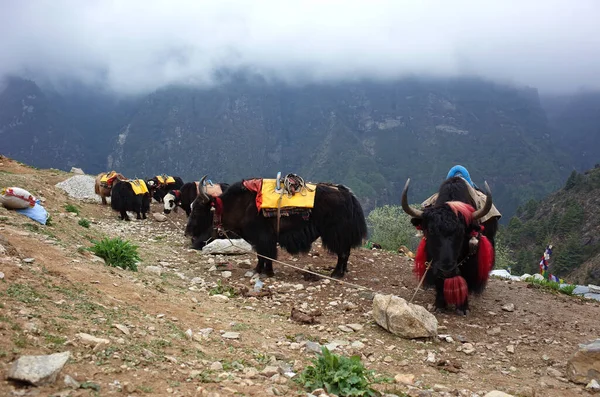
[163,181,230,217]
[111,180,151,221]
[185,176,367,279]
[401,176,497,315]
[146,176,184,203]
[94,171,126,205]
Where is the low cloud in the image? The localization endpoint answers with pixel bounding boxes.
[1,0,599,94]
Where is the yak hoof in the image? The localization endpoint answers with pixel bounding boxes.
[455,308,469,316]
[330,270,345,279]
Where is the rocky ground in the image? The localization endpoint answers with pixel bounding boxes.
[1,156,599,397]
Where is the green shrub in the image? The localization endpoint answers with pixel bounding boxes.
[524,277,576,296]
[65,204,80,215]
[78,219,90,228]
[366,205,420,251]
[89,238,140,271]
[208,280,237,297]
[297,347,388,396]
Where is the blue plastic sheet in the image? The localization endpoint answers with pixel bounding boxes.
[15,200,49,225]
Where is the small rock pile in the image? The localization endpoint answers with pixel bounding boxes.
[56,175,100,202]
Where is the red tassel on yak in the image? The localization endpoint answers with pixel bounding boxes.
[414,237,427,280]
[444,276,468,306]
[477,235,494,282]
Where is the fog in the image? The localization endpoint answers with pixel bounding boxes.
[1,0,599,94]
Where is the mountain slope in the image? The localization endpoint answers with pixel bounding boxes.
[2,76,572,218]
[542,91,600,171]
[505,166,600,284]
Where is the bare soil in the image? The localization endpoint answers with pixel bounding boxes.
[1,157,599,397]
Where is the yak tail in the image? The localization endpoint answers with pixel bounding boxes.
[320,186,367,255]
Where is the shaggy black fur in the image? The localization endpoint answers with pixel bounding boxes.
[110,180,151,221]
[410,177,498,315]
[185,180,367,279]
[147,176,185,203]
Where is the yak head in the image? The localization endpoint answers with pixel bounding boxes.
[184,176,215,249]
[401,178,492,279]
[163,190,180,214]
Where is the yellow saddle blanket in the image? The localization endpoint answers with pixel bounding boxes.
[100,171,118,185]
[260,179,316,209]
[156,175,176,185]
[128,180,149,195]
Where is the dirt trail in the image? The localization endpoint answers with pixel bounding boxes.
[1,157,599,397]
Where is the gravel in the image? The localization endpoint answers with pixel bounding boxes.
[55,175,101,202]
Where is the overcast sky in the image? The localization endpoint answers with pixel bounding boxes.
[1,0,599,95]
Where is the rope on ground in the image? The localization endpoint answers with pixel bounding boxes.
[218,229,428,300]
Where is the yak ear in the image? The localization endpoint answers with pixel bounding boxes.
[410,217,422,228]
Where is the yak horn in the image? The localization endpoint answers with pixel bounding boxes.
[472,181,493,221]
[401,178,423,218]
[198,175,210,202]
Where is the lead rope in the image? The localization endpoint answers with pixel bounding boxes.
[409,261,431,304]
[218,229,431,300]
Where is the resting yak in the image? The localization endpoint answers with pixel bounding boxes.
[185,176,367,278]
[163,181,230,217]
[111,180,151,221]
[146,176,184,203]
[401,176,497,315]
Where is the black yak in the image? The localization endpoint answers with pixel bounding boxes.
[146,175,184,203]
[163,181,230,217]
[110,180,151,221]
[401,176,498,315]
[185,176,367,278]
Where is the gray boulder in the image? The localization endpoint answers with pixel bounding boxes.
[7,351,71,386]
[567,339,600,384]
[372,294,437,339]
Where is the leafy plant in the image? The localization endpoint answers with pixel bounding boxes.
[208,280,237,297]
[366,205,421,251]
[88,238,140,271]
[45,215,53,226]
[78,218,90,228]
[524,277,577,296]
[65,204,80,215]
[297,347,388,396]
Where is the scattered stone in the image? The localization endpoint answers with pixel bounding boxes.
[384,356,394,363]
[507,345,515,354]
[76,333,110,347]
[7,351,71,386]
[64,375,80,389]
[23,257,35,264]
[0,271,4,280]
[210,361,223,371]
[547,367,563,378]
[244,271,255,278]
[153,213,168,222]
[222,332,240,339]
[567,338,600,384]
[185,329,193,339]
[351,341,365,349]
[502,303,515,312]
[426,352,436,363]
[261,366,279,377]
[338,325,354,333]
[221,271,232,278]
[210,294,230,301]
[484,392,515,397]
[113,324,130,335]
[142,266,163,276]
[70,167,85,175]
[372,294,437,339]
[347,323,363,332]
[394,373,415,385]
[458,343,476,355]
[487,327,502,336]
[586,379,600,392]
[201,239,252,255]
[305,341,322,354]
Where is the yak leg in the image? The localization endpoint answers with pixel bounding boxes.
[455,298,469,316]
[120,210,130,221]
[101,195,107,205]
[434,279,448,312]
[136,211,142,220]
[331,249,350,279]
[255,239,277,277]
